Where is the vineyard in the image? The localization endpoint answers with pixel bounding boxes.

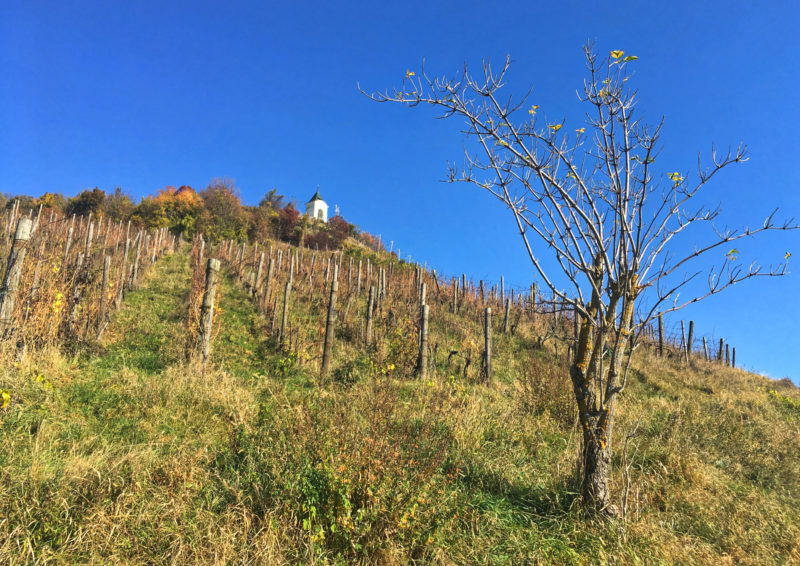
[1,210,799,564]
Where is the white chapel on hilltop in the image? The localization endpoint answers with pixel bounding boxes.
[305,188,328,222]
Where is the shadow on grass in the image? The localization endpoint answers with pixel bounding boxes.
[456,457,583,529]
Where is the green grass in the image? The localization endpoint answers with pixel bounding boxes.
[1,245,798,564]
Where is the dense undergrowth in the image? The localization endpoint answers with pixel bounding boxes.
[1,247,798,564]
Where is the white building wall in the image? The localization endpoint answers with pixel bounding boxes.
[305,200,328,222]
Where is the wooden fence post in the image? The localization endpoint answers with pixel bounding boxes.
[658,314,664,357]
[687,320,694,360]
[198,258,221,364]
[279,280,292,351]
[416,304,429,379]
[97,255,111,333]
[321,264,340,377]
[732,347,736,368]
[703,337,709,362]
[503,297,510,334]
[365,285,375,347]
[0,217,32,334]
[680,321,688,364]
[131,231,143,289]
[483,307,492,383]
[254,252,265,298]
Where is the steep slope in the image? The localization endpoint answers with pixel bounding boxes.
[0,243,798,565]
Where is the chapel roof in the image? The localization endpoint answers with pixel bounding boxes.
[307,189,324,203]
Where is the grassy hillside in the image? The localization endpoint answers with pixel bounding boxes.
[1,244,799,565]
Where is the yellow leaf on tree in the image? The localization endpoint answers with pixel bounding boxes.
[576,128,585,134]
[610,50,624,59]
[549,124,563,131]
[528,105,539,115]
[405,70,415,78]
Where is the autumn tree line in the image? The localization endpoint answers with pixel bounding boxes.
[1,179,383,252]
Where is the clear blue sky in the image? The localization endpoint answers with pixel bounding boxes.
[2,1,798,379]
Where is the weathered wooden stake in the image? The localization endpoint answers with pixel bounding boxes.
[680,321,688,364]
[320,264,339,377]
[503,297,510,334]
[279,280,292,351]
[97,255,111,331]
[365,285,375,347]
[63,225,74,265]
[483,307,492,382]
[658,314,664,357]
[416,304,429,379]
[0,217,32,334]
[198,258,221,363]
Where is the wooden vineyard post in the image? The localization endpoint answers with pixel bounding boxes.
[658,314,664,357]
[131,231,143,289]
[416,304,429,379]
[84,221,94,258]
[254,252,265,298]
[703,337,709,362]
[680,321,688,364]
[503,297,510,334]
[279,280,292,351]
[687,320,694,361]
[0,217,32,335]
[198,258,221,364]
[732,347,736,368]
[718,338,724,363]
[483,307,492,383]
[97,255,111,334]
[63,225,74,265]
[24,239,47,324]
[321,263,340,378]
[725,344,730,367]
[365,285,375,347]
[67,253,85,336]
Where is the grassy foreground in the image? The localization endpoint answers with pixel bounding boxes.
[1,249,799,564]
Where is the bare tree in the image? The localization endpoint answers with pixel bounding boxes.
[363,44,797,515]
